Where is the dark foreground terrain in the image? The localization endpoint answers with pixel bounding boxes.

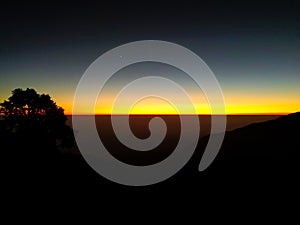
[2,113,299,213]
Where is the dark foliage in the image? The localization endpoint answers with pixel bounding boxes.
[0,88,74,155]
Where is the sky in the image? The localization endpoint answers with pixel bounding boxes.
[0,0,299,114]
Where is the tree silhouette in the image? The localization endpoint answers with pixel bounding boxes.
[0,88,74,154]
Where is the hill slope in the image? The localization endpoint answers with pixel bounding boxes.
[191,112,300,174]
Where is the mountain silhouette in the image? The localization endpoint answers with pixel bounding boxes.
[51,112,300,190]
[4,112,299,206]
[189,112,300,173]
[221,112,298,167]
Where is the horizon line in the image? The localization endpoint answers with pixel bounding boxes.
[68,112,291,116]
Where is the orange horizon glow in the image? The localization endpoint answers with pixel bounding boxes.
[68,113,291,116]
[2,87,297,116]
[55,88,300,115]
[68,112,293,116]
[61,96,299,115]
[63,87,299,115]
[1,95,296,116]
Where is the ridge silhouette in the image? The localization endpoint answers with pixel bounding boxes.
[2,98,299,197]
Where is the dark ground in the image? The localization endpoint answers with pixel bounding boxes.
[2,113,299,217]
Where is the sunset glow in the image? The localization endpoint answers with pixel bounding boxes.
[2,83,297,115]
[62,91,299,115]
[1,1,299,117]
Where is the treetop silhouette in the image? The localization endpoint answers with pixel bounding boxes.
[0,88,73,153]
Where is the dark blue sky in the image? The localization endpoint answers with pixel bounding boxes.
[0,0,299,113]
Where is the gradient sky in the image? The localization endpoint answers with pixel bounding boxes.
[0,1,299,114]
